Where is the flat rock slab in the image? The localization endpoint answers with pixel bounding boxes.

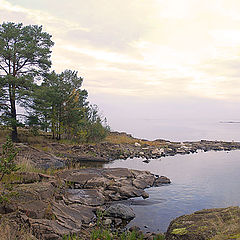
[27,217,79,240]
[1,168,170,239]
[101,168,133,179]
[70,204,96,224]
[66,189,105,206]
[166,206,240,240]
[12,182,55,203]
[18,200,48,219]
[19,201,96,240]
[16,143,65,170]
[58,168,171,202]
[105,203,135,220]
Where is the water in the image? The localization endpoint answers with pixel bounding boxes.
[102,150,240,232]
[123,119,240,142]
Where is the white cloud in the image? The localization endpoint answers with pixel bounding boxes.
[1,0,240,101]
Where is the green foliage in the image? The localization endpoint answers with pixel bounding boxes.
[30,70,109,143]
[0,22,54,141]
[0,186,18,205]
[0,137,19,181]
[0,21,109,143]
[30,70,87,140]
[90,228,147,240]
[153,235,165,240]
[90,210,150,240]
[62,233,80,240]
[91,228,113,240]
[0,137,19,205]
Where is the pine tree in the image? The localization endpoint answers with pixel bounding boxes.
[0,22,54,141]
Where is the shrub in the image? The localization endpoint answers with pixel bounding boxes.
[0,137,19,181]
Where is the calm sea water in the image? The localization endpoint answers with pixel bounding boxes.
[127,119,240,142]
[103,150,240,232]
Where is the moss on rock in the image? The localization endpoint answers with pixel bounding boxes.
[166,207,240,240]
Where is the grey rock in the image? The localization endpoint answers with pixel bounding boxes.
[105,204,135,220]
[154,176,171,186]
[66,189,105,206]
[104,218,112,225]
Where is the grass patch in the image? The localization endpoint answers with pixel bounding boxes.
[0,214,35,240]
[105,133,137,144]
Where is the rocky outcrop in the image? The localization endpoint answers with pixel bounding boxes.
[166,206,240,240]
[58,168,168,202]
[105,204,135,220]
[16,143,65,169]
[13,134,240,170]
[0,168,170,239]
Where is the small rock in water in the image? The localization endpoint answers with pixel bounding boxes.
[141,191,149,199]
[154,176,171,186]
[143,159,150,163]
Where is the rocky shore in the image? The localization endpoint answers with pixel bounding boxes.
[2,131,240,239]
[14,132,240,170]
[0,168,170,239]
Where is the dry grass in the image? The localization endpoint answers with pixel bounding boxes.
[0,127,11,143]
[14,155,58,176]
[18,128,52,145]
[0,127,52,145]
[105,133,137,144]
[0,215,36,240]
[105,132,166,147]
[17,155,42,173]
[0,127,165,147]
[209,217,240,240]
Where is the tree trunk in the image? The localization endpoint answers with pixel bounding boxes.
[9,84,18,142]
[11,124,18,142]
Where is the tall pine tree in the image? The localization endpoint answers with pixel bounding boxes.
[0,22,54,141]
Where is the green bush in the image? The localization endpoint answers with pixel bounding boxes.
[0,137,19,181]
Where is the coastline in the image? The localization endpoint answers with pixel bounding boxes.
[1,130,240,239]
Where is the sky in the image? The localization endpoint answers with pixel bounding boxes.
[1,0,240,140]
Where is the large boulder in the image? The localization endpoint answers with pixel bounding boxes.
[104,204,135,220]
[166,206,240,240]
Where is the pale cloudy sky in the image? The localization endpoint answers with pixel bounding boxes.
[1,0,240,140]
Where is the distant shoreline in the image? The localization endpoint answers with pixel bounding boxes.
[220,121,240,124]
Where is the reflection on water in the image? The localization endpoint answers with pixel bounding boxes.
[101,150,240,232]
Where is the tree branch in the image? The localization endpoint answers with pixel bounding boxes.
[0,64,8,75]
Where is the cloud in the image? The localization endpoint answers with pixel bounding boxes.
[2,0,240,102]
